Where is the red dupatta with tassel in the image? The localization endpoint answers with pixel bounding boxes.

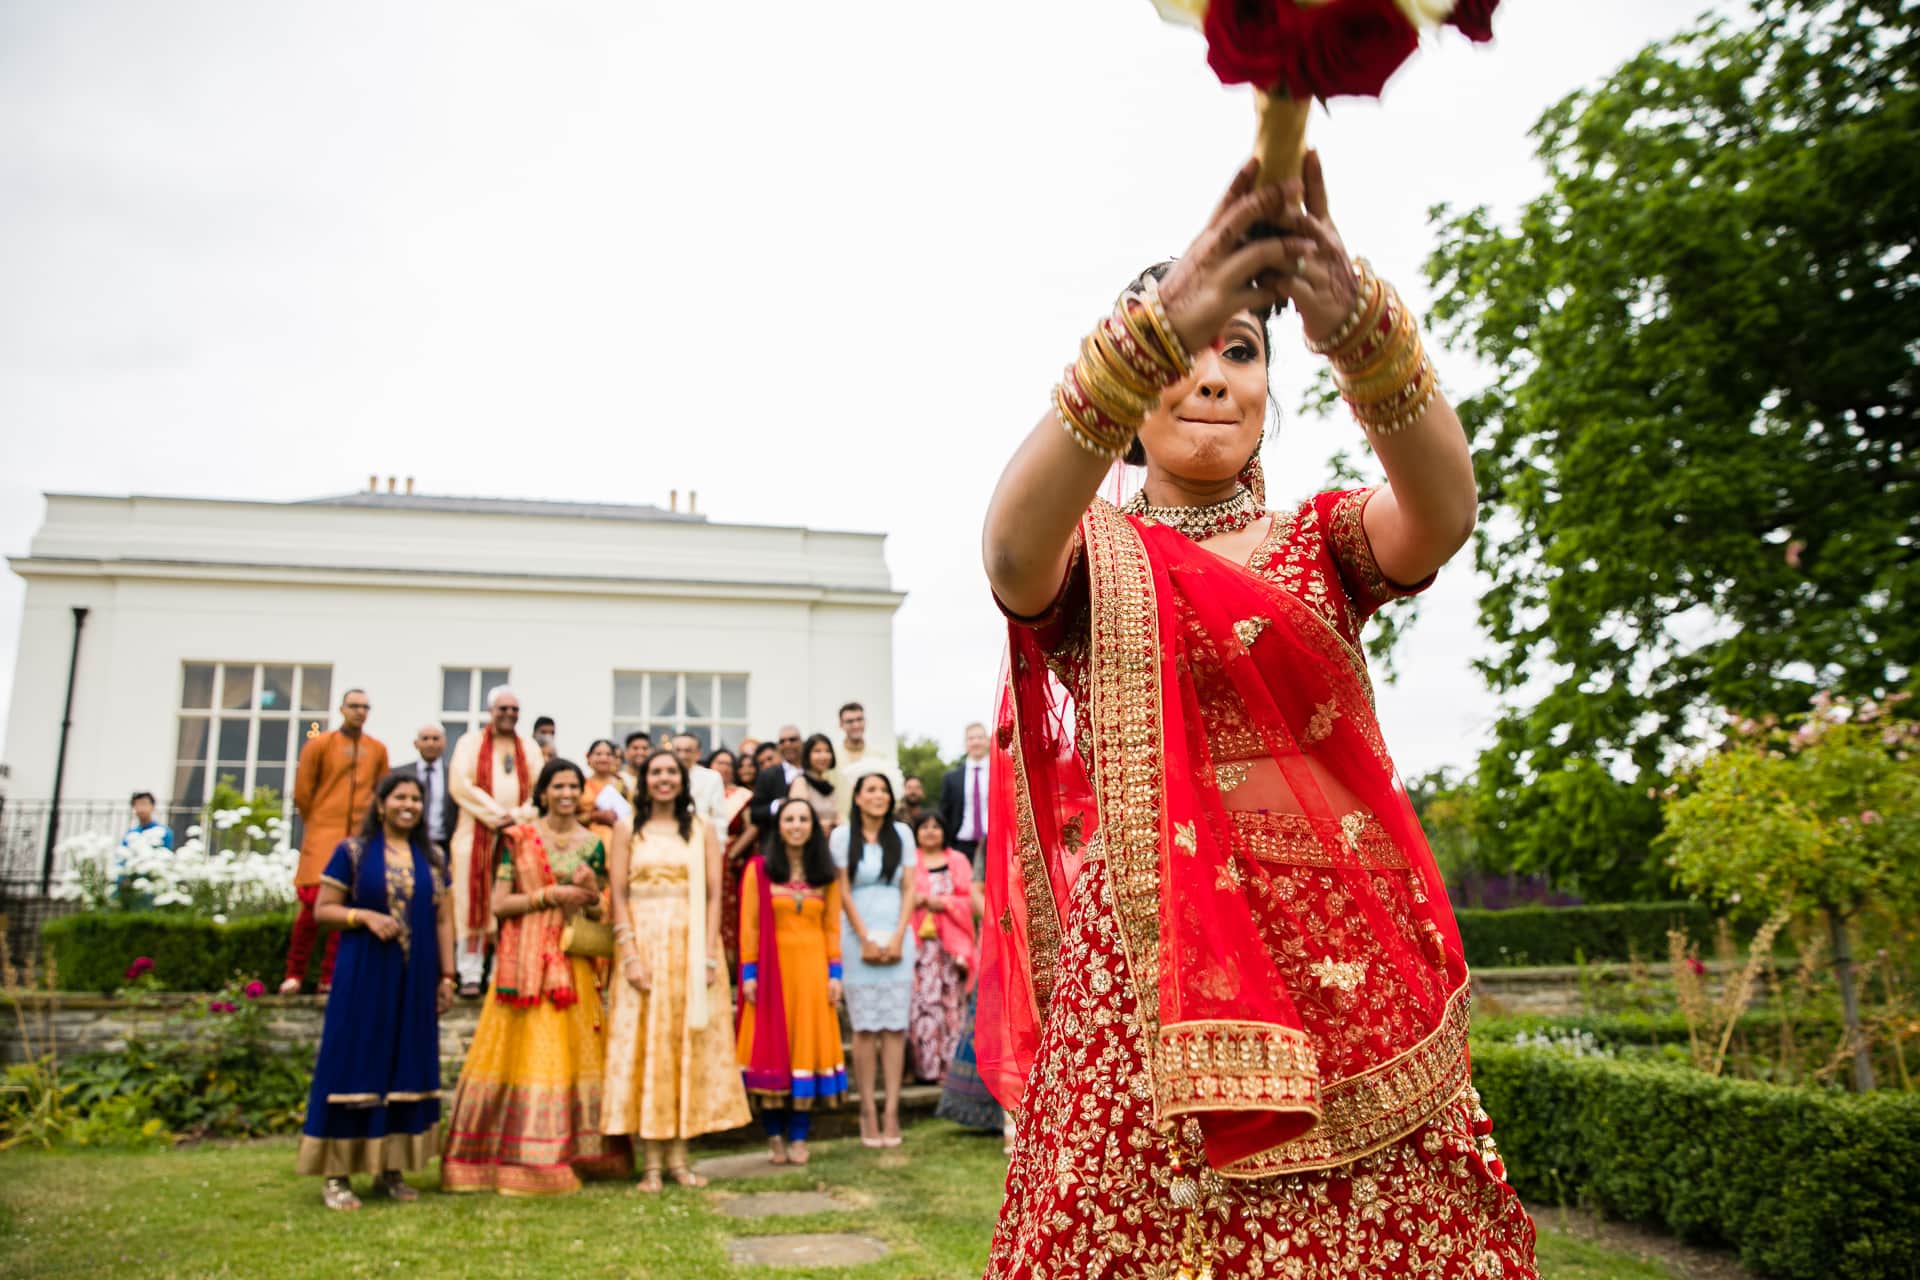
[978,488,1471,1178]
[491,824,577,1009]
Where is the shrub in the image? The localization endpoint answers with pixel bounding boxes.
[1472,1042,1920,1280]
[1454,900,1712,967]
[42,912,295,993]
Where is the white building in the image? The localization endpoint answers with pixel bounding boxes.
[3,488,903,828]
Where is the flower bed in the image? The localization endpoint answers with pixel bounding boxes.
[1471,1042,1920,1280]
[1454,900,1711,967]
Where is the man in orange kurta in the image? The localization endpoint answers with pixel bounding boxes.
[280,689,388,993]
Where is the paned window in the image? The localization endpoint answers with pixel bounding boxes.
[441,668,511,746]
[611,672,748,755]
[174,662,332,807]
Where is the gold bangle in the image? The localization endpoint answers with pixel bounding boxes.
[1088,322,1159,399]
[1331,288,1415,382]
[1054,381,1133,461]
[1137,276,1192,374]
[1350,356,1439,434]
[347,908,359,929]
[1336,321,1425,405]
[1075,337,1155,423]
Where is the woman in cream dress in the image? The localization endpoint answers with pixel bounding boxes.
[603,749,750,1191]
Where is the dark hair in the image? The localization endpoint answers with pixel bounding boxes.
[736,752,760,785]
[765,800,835,888]
[130,791,155,806]
[706,747,736,773]
[802,733,837,779]
[637,749,695,840]
[753,742,779,765]
[838,701,864,719]
[360,772,442,874]
[585,738,619,759]
[533,715,555,733]
[847,772,903,885]
[624,730,651,748]
[533,758,586,815]
[912,809,950,847]
[1120,260,1278,468]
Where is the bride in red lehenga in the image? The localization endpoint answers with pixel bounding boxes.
[977,153,1538,1279]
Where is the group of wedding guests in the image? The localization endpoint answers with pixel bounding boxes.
[293,691,1007,1208]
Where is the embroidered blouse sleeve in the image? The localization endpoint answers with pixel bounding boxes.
[319,842,354,893]
[1320,487,1437,623]
[992,526,1089,658]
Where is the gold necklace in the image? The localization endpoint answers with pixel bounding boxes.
[1122,484,1263,541]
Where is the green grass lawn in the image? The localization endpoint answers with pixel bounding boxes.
[0,1123,1676,1279]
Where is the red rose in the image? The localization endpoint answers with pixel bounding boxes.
[1277,0,1419,100]
[1205,0,1312,88]
[1446,0,1499,44]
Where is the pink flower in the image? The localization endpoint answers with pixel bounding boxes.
[1786,540,1806,569]
[208,1000,239,1015]
[1861,810,1882,825]
[1685,957,1707,977]
[243,980,267,999]
[124,956,154,981]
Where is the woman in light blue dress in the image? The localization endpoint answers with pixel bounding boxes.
[829,772,916,1148]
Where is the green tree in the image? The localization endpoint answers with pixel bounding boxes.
[1661,698,1920,1090]
[1423,0,1919,896]
[896,735,960,809]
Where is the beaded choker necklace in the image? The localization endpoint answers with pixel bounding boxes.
[1121,484,1263,541]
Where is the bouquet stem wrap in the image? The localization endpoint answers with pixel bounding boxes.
[1254,89,1312,185]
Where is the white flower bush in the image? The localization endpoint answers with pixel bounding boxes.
[1509,1027,1615,1059]
[50,808,299,919]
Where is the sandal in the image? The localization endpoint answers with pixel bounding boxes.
[787,1141,811,1166]
[634,1169,664,1195]
[767,1137,789,1165]
[374,1171,419,1202]
[666,1165,708,1188]
[458,982,482,999]
[322,1177,361,1211]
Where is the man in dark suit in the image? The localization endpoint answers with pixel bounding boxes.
[393,724,459,856]
[939,722,992,865]
[749,724,807,829]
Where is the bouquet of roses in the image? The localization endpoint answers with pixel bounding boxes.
[1152,0,1499,180]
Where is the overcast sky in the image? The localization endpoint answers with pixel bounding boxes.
[0,0,1724,774]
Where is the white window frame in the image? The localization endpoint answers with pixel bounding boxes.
[611,671,749,756]
[173,661,333,810]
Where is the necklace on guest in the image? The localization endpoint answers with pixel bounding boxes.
[1122,484,1263,541]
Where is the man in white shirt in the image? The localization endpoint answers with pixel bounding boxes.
[939,722,993,864]
[672,732,727,832]
[830,700,902,821]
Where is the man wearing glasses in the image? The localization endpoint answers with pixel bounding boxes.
[446,686,543,996]
[281,689,389,994]
[748,724,807,829]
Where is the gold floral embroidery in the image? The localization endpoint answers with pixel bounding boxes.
[1174,820,1198,856]
[1310,958,1368,992]
[1305,698,1342,744]
[1007,694,1065,1019]
[1228,810,1407,870]
[1154,1019,1320,1114]
[1232,615,1270,651]
[1213,762,1250,794]
[1340,810,1369,852]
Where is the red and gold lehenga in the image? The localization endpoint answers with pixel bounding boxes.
[979,483,1538,1279]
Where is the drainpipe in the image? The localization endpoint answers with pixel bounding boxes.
[41,606,88,894]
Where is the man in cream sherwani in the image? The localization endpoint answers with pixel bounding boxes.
[447,686,543,995]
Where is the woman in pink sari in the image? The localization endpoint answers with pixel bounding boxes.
[977,153,1537,1278]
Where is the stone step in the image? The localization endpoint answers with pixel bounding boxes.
[727,1234,891,1268]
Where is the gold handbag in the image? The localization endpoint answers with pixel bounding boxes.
[562,915,615,958]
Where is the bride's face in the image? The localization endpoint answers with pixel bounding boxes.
[1135,310,1268,486]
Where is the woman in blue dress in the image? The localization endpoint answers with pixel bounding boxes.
[298,771,455,1210]
[828,772,916,1147]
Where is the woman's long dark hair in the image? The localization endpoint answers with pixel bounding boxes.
[360,772,441,874]
[638,749,695,840]
[802,733,837,791]
[764,799,835,888]
[846,771,903,885]
[533,758,585,816]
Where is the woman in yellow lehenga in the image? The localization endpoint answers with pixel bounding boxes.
[603,749,751,1191]
[736,798,847,1166]
[441,759,629,1195]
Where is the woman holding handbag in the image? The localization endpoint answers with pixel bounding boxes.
[441,759,629,1195]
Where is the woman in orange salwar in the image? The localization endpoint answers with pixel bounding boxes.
[736,799,847,1166]
[976,153,1536,1279]
[441,759,627,1195]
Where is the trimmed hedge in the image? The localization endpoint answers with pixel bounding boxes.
[1471,1007,1842,1049]
[42,912,296,993]
[1473,1043,1920,1280]
[1455,900,1712,967]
